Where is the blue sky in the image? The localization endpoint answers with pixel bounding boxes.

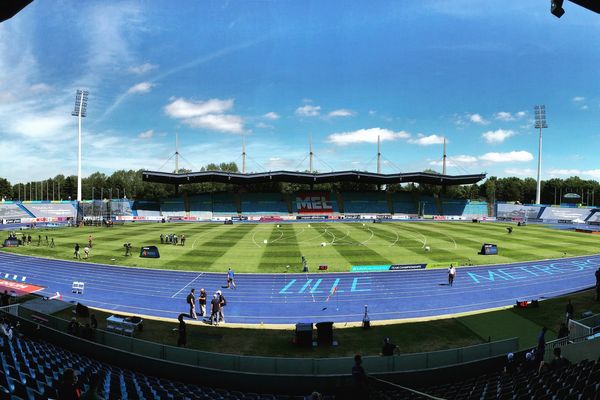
[1,0,600,183]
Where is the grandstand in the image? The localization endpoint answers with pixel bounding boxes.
[188,193,213,219]
[240,193,288,215]
[0,203,33,221]
[211,192,238,215]
[20,202,76,220]
[342,191,389,214]
[160,197,186,217]
[131,200,161,218]
[391,192,417,215]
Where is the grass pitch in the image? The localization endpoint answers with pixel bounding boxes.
[3,221,600,273]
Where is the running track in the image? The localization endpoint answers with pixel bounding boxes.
[0,252,597,325]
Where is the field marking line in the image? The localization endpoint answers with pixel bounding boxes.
[170,273,204,298]
[191,227,221,249]
[269,225,288,243]
[296,227,329,244]
[360,227,375,246]
[251,231,262,248]
[387,224,427,248]
[388,229,400,247]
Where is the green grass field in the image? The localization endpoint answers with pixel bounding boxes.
[3,221,600,272]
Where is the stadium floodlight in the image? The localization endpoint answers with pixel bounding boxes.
[551,0,565,17]
[534,105,548,205]
[72,89,89,202]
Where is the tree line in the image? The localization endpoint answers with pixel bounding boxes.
[0,164,598,206]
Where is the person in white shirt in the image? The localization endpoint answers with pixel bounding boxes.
[448,264,456,286]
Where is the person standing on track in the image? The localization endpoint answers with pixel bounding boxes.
[187,289,197,320]
[198,288,207,317]
[217,290,226,323]
[448,264,456,286]
[226,267,236,289]
[210,294,221,326]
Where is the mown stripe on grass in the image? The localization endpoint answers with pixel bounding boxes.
[190,224,259,269]
[326,224,393,266]
[258,224,303,271]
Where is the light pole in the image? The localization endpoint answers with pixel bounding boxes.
[71,89,89,202]
[534,105,548,205]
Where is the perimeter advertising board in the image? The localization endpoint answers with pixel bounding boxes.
[295,192,334,214]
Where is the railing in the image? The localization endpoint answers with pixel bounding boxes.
[5,303,519,376]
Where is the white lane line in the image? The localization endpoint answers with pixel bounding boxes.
[171,273,204,298]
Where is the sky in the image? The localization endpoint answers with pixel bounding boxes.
[1,0,600,184]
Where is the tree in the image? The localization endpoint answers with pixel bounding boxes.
[0,178,12,200]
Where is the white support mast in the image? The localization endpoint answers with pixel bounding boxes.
[442,137,447,175]
[242,135,246,174]
[377,135,381,174]
[175,133,180,174]
[534,105,548,204]
[71,89,88,202]
[309,135,313,173]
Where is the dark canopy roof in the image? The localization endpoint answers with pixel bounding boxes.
[143,170,486,186]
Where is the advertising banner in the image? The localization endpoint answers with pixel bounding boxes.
[295,192,334,214]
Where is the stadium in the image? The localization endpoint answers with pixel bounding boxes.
[1,1,600,400]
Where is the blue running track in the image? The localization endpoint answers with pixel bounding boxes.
[0,252,597,325]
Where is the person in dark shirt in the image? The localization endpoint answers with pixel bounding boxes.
[57,368,81,400]
[90,314,98,330]
[536,327,547,358]
[351,354,369,399]
[186,289,197,319]
[74,243,81,259]
[198,288,207,317]
[549,347,570,371]
[210,294,221,326]
[504,352,517,374]
[177,314,187,347]
[565,300,574,322]
[381,337,397,356]
[557,322,569,339]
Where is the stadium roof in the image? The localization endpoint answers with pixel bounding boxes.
[143,170,486,186]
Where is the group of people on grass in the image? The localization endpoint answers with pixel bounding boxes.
[160,233,186,246]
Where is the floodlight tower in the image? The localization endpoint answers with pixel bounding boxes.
[534,105,548,205]
[71,89,88,202]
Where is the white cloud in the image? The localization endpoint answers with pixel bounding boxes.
[164,98,233,118]
[328,109,355,118]
[469,113,489,125]
[164,98,244,134]
[547,169,581,176]
[368,110,377,116]
[263,112,279,120]
[183,114,244,134]
[327,128,410,146]
[295,105,321,117]
[138,129,154,139]
[408,134,446,146]
[504,168,535,176]
[479,151,533,163]
[572,96,585,102]
[494,112,514,121]
[256,122,271,129]
[29,83,52,93]
[515,111,526,118]
[127,82,154,94]
[129,63,158,74]
[581,105,589,110]
[482,129,516,144]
